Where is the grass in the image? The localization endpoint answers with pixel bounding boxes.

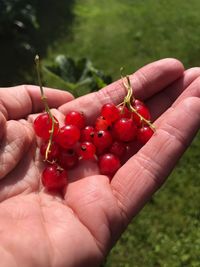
[45,0,200,266]
[104,133,200,267]
[47,0,200,79]
[2,0,200,267]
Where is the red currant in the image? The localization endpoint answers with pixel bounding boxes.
[98,153,121,177]
[132,105,151,127]
[58,148,79,169]
[80,126,95,142]
[56,125,80,148]
[113,118,137,142]
[110,141,126,157]
[95,116,112,131]
[137,126,154,144]
[77,142,96,159]
[34,113,59,140]
[93,130,113,151]
[118,105,131,119]
[65,111,86,129]
[132,99,145,106]
[42,164,67,191]
[40,142,60,161]
[101,103,120,123]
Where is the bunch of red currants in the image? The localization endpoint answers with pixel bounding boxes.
[33,56,155,195]
[33,91,154,194]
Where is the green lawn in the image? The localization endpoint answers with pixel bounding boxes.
[46,0,200,78]
[104,134,200,267]
[0,1,199,265]
[44,1,200,266]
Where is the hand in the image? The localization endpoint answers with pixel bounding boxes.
[0,59,199,267]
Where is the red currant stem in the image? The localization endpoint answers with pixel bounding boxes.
[121,103,126,113]
[123,75,135,103]
[117,101,124,107]
[122,75,156,132]
[45,158,56,165]
[129,105,156,131]
[35,55,57,160]
[56,165,64,171]
[120,68,134,100]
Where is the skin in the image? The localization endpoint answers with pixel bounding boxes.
[0,59,199,267]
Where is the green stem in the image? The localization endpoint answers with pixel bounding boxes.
[129,103,156,131]
[121,75,156,132]
[35,55,57,160]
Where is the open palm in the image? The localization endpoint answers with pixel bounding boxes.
[0,59,200,267]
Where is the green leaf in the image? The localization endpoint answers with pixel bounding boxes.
[55,55,77,83]
[42,66,78,97]
[44,54,112,97]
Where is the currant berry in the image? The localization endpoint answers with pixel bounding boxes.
[58,148,79,169]
[101,103,120,123]
[118,105,131,119]
[113,118,137,142]
[93,130,113,151]
[77,142,96,159]
[132,99,145,107]
[34,113,59,140]
[132,105,151,127]
[56,125,80,148]
[65,111,86,129]
[80,126,95,142]
[137,126,154,144]
[40,142,59,161]
[42,164,67,191]
[98,153,121,177]
[95,147,108,156]
[95,116,112,131]
[110,141,126,157]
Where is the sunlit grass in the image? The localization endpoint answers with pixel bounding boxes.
[47,0,200,79]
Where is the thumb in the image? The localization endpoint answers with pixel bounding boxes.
[0,119,34,180]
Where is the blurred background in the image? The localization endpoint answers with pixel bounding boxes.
[0,0,200,266]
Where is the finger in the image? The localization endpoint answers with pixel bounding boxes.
[147,67,200,121]
[0,85,74,120]
[155,73,200,127]
[171,75,200,107]
[27,108,65,126]
[115,68,200,159]
[0,120,34,180]
[111,97,200,222]
[125,68,200,159]
[70,158,100,180]
[0,112,6,140]
[59,58,184,123]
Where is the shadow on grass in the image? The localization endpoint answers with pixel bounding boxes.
[0,0,75,86]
